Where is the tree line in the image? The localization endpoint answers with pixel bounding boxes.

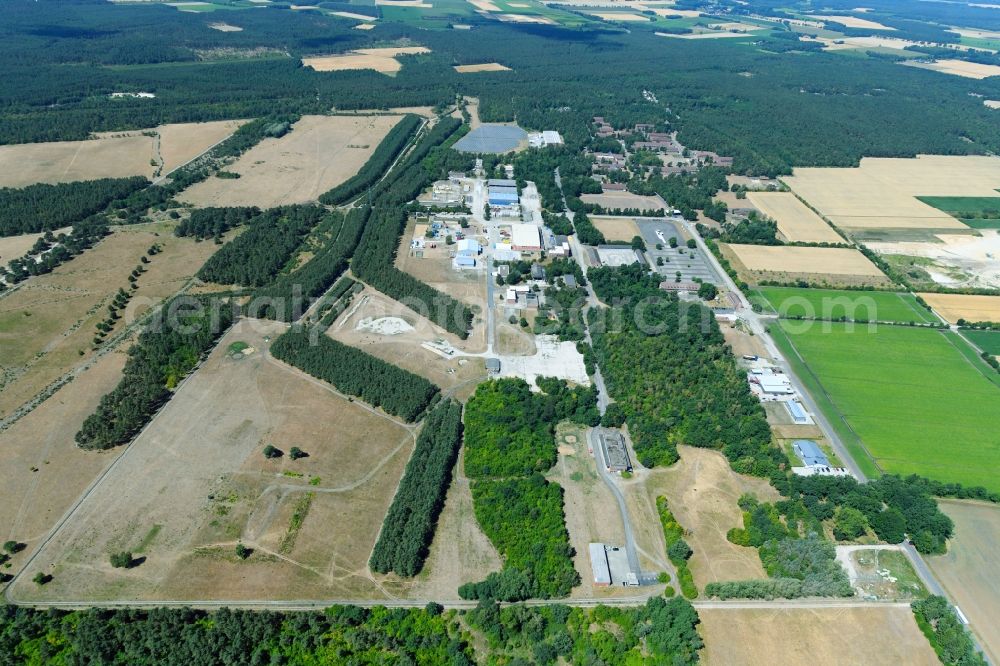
[1,218,109,286]
[75,295,236,450]
[175,206,259,240]
[0,176,148,236]
[269,325,438,422]
[369,399,463,577]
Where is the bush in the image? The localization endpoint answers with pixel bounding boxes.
[110,552,133,569]
[32,572,51,585]
[263,445,283,459]
[3,541,24,555]
[236,544,252,560]
[289,447,307,460]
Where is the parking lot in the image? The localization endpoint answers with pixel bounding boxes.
[638,219,723,284]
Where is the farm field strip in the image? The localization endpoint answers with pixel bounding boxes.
[960,329,1000,355]
[724,244,885,276]
[917,292,1000,324]
[776,321,1000,491]
[745,191,842,243]
[756,287,940,324]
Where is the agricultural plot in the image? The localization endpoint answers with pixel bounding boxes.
[580,192,666,211]
[918,293,1000,323]
[783,155,1000,231]
[698,606,938,666]
[755,287,939,324]
[904,58,1000,79]
[302,47,430,73]
[589,215,640,241]
[178,115,403,208]
[0,120,244,187]
[745,192,842,243]
[812,14,896,30]
[776,322,1000,491]
[454,63,511,73]
[961,329,1000,355]
[9,320,417,602]
[927,500,1000,663]
[722,244,890,287]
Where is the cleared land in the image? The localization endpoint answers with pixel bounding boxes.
[918,292,1000,323]
[589,215,641,240]
[698,606,938,666]
[927,500,1000,663]
[756,287,939,324]
[723,244,888,287]
[580,192,666,210]
[870,231,1000,290]
[657,31,754,39]
[813,13,896,30]
[179,115,402,208]
[9,320,418,602]
[986,100,1000,109]
[454,62,511,72]
[745,192,842,243]
[0,120,244,187]
[904,58,1000,79]
[302,46,429,73]
[777,322,1000,491]
[591,11,649,20]
[783,155,1000,231]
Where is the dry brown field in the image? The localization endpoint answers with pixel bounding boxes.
[591,11,650,20]
[329,10,379,19]
[657,30,750,39]
[985,100,1000,109]
[9,319,421,602]
[746,192,842,243]
[918,292,1000,323]
[468,0,500,10]
[302,46,430,73]
[178,115,402,208]
[813,13,896,29]
[454,63,512,73]
[0,121,244,187]
[784,155,1000,231]
[905,58,1000,79]
[589,216,641,240]
[496,13,555,23]
[723,244,886,282]
[698,606,939,665]
[927,500,1000,663]
[0,227,71,265]
[580,192,666,210]
[0,222,219,419]
[354,22,376,29]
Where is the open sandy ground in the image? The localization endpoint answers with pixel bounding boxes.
[783,155,1000,231]
[918,292,1000,323]
[985,100,1000,109]
[698,606,938,665]
[581,192,666,211]
[869,231,1000,290]
[591,11,650,20]
[813,13,896,30]
[178,115,402,208]
[9,319,421,602]
[496,13,555,23]
[468,0,500,10]
[927,500,1000,663]
[303,47,429,74]
[746,192,842,243]
[724,244,885,276]
[0,121,245,187]
[904,58,1000,79]
[454,63,512,73]
[590,216,641,240]
[658,31,753,39]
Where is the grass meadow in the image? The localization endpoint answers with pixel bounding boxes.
[776,321,1000,491]
[756,287,940,324]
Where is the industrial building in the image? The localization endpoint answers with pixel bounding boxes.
[511,224,541,251]
[793,440,829,468]
[749,370,793,396]
[528,130,564,148]
[456,238,481,256]
[485,358,500,375]
[488,178,517,188]
[453,124,527,153]
[595,245,641,267]
[597,428,632,473]
[785,400,811,424]
[488,185,519,207]
[589,543,638,587]
[590,543,611,587]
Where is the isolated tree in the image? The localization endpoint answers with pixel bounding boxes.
[3,541,24,555]
[697,282,718,301]
[631,235,646,251]
[289,447,307,460]
[686,238,696,249]
[32,572,51,585]
[110,551,133,569]
[263,445,283,459]
[236,543,252,560]
[656,257,664,267]
[668,236,678,249]
[519,317,529,328]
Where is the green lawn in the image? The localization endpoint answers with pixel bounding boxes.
[756,287,940,324]
[778,321,1000,492]
[961,329,1000,355]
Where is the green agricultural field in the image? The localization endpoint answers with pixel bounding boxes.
[777,322,1000,492]
[756,287,940,324]
[961,329,1000,355]
[917,195,1000,218]
[960,218,1000,230]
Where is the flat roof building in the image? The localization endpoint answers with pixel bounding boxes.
[456,238,481,256]
[757,374,793,395]
[488,178,517,188]
[485,358,501,374]
[589,543,611,586]
[793,440,830,468]
[511,224,541,251]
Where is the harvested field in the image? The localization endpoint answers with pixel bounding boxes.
[623,445,780,587]
[589,215,640,240]
[723,244,887,286]
[302,46,430,73]
[0,222,220,419]
[454,62,511,72]
[746,192,842,243]
[9,320,418,602]
[657,31,753,39]
[178,115,403,208]
[591,11,649,20]
[698,606,938,666]
[468,0,499,9]
[580,192,666,211]
[919,292,1000,323]
[0,120,244,187]
[330,10,380,20]
[813,13,896,30]
[904,58,1000,79]
[927,500,1000,663]
[783,155,1000,231]
[496,13,555,23]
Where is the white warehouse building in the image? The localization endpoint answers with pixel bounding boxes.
[511,223,541,251]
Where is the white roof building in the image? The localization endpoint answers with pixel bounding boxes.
[589,543,611,586]
[511,223,541,251]
[456,238,480,256]
[757,374,793,395]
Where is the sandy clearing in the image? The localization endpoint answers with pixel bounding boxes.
[208,22,242,31]
[985,100,1000,109]
[658,30,752,39]
[725,244,885,276]
[783,155,1000,230]
[178,115,402,208]
[951,26,1000,40]
[746,192,842,243]
[904,58,1000,79]
[590,216,641,240]
[581,192,666,211]
[329,10,379,20]
[354,22,376,29]
[377,0,432,5]
[591,11,650,21]
[918,292,1000,323]
[0,120,245,187]
[496,12,555,23]
[698,606,938,665]
[647,7,701,16]
[303,47,429,74]
[927,500,1000,664]
[813,14,896,30]
[468,0,500,9]
[454,62,512,73]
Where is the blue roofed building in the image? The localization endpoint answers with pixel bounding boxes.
[793,440,830,467]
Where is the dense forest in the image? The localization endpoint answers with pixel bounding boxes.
[270,325,438,422]
[75,296,235,450]
[0,177,148,236]
[175,206,259,240]
[0,598,704,665]
[369,399,463,577]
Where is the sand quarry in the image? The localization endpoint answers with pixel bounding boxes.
[302,46,430,74]
[0,120,245,188]
[746,191,843,243]
[918,292,1000,323]
[868,230,1000,289]
[783,155,1000,231]
[178,115,403,208]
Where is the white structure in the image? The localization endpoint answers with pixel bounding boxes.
[589,543,611,586]
[756,374,793,395]
[511,223,541,251]
[456,238,481,256]
[528,130,564,148]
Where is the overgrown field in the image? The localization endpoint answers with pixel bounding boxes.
[777,322,1000,491]
[755,287,939,324]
